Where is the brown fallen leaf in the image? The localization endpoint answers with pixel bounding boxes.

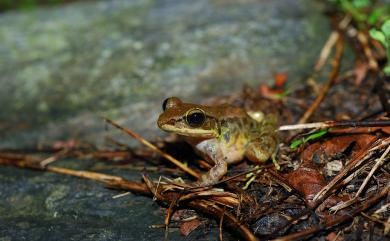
[326,231,344,241]
[283,130,382,217]
[258,72,288,98]
[301,134,377,164]
[283,161,327,203]
[180,218,202,236]
[353,61,368,86]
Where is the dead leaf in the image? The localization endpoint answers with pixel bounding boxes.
[283,162,327,202]
[258,72,288,97]
[326,231,344,241]
[274,72,288,87]
[354,61,368,86]
[301,134,378,164]
[180,218,202,236]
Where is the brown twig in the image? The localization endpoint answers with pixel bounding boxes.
[299,36,344,124]
[0,156,150,195]
[330,144,390,211]
[279,119,390,131]
[305,15,350,95]
[361,212,390,226]
[355,30,378,72]
[315,31,340,72]
[143,175,259,241]
[272,184,390,241]
[0,155,257,241]
[313,137,390,204]
[219,207,226,241]
[104,117,201,180]
[306,31,340,94]
[40,148,69,167]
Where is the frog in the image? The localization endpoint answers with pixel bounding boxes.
[157,97,279,186]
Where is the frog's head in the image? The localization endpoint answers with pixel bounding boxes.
[157,97,219,138]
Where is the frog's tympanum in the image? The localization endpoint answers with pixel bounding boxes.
[157,97,278,186]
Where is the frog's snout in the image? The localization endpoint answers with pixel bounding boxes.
[157,115,165,129]
[157,115,173,130]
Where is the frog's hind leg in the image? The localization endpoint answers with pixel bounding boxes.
[245,122,278,168]
[245,141,273,162]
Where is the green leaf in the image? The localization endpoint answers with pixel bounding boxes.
[290,139,303,149]
[305,129,329,142]
[368,7,389,25]
[272,90,289,99]
[369,29,386,45]
[352,0,370,8]
[384,65,390,76]
[381,19,390,37]
[340,0,367,22]
[290,129,329,149]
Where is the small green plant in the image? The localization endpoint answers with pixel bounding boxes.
[369,20,390,75]
[368,6,390,25]
[328,0,389,25]
[290,129,329,149]
[329,0,372,22]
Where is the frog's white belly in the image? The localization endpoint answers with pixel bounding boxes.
[195,138,246,164]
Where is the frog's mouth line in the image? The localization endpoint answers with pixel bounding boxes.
[160,124,217,138]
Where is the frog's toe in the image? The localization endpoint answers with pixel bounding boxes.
[191,179,215,188]
[271,153,281,170]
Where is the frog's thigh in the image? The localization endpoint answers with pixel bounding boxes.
[245,136,277,163]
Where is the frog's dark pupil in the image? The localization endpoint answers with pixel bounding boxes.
[187,111,205,127]
[162,98,169,111]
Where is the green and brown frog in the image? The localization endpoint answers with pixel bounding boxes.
[157,97,279,186]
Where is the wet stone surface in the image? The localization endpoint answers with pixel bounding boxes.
[0,159,228,241]
[0,0,330,240]
[0,0,329,148]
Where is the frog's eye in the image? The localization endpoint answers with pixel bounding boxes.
[186,109,206,127]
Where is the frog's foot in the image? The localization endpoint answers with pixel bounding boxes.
[195,160,227,187]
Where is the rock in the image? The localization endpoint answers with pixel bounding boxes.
[0,0,329,148]
[0,0,331,240]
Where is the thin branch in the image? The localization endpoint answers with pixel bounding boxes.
[314,31,340,71]
[272,184,390,241]
[104,117,201,180]
[299,36,344,124]
[0,156,257,241]
[305,15,350,95]
[330,144,390,211]
[356,30,378,71]
[143,175,259,241]
[313,137,390,204]
[278,119,390,131]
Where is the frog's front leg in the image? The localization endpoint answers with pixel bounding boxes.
[200,158,227,186]
[194,139,227,186]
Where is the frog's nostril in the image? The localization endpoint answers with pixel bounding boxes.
[167,119,176,126]
[157,116,175,129]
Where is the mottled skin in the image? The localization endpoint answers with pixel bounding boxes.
[157,97,278,185]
